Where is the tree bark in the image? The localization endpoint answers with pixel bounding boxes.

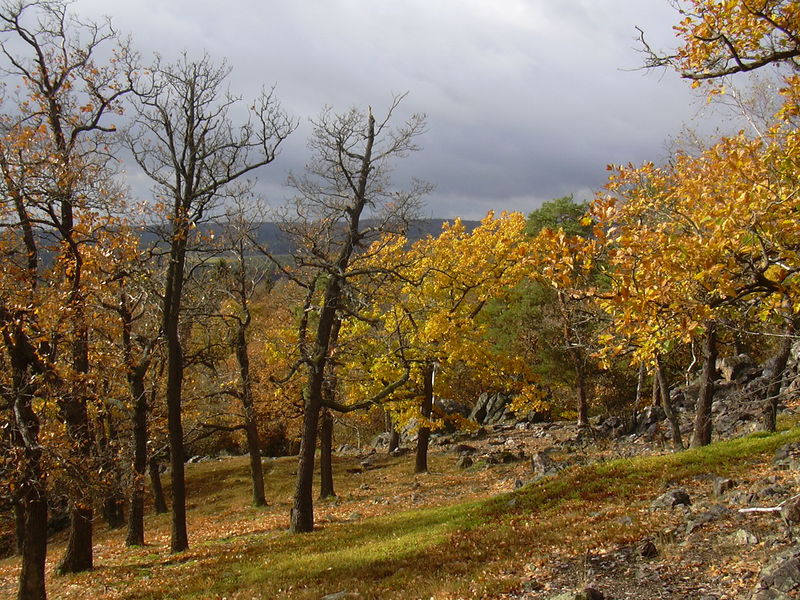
[656,356,684,451]
[126,371,149,545]
[290,389,321,533]
[236,324,266,507]
[763,321,795,432]
[149,457,168,514]
[415,364,435,474]
[319,408,336,499]
[691,321,718,447]
[18,491,47,600]
[57,505,92,574]
[388,429,400,454]
[575,363,589,427]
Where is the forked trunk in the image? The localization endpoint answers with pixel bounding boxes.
[691,322,717,447]
[763,321,795,432]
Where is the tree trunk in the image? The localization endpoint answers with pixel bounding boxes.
[415,364,435,474]
[18,491,47,600]
[388,429,400,454]
[763,321,795,432]
[236,325,266,507]
[4,326,49,599]
[102,496,125,530]
[57,387,94,574]
[14,502,24,555]
[691,322,718,447]
[57,505,92,574]
[656,356,684,451]
[126,373,149,546]
[149,457,168,514]
[651,375,660,407]
[290,390,321,533]
[575,362,589,427]
[319,409,336,499]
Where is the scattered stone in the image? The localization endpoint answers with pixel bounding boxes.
[456,455,473,470]
[729,528,759,545]
[547,588,605,600]
[347,512,362,522]
[714,477,736,497]
[452,443,477,455]
[753,548,800,599]
[370,432,390,448]
[514,479,524,489]
[617,516,633,526]
[639,539,659,558]
[531,451,557,475]
[651,489,691,511]
[781,496,800,526]
[321,592,361,600]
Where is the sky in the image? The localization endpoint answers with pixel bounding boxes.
[73,0,732,219]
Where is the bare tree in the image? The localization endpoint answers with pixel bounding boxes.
[126,52,295,552]
[280,94,430,533]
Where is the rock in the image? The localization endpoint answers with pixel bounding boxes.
[775,442,800,471]
[639,539,659,558]
[547,589,605,600]
[531,451,557,475]
[717,353,756,382]
[452,443,477,455]
[730,529,759,545]
[636,405,665,433]
[781,496,800,526]
[456,455,473,470]
[321,593,361,600]
[686,510,723,535]
[469,392,513,425]
[434,397,471,419]
[651,489,692,511]
[714,477,736,497]
[370,432,390,448]
[753,548,800,599]
[347,512,362,522]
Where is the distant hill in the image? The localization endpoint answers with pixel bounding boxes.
[138,219,479,256]
[247,219,480,255]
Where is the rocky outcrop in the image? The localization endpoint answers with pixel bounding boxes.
[469,392,514,425]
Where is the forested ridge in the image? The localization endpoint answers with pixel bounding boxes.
[3,1,800,599]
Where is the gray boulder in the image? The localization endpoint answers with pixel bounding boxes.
[651,489,691,511]
[752,549,800,599]
[469,392,513,425]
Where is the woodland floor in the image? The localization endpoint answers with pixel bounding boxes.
[2,418,799,600]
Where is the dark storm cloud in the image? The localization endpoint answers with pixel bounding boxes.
[77,0,726,219]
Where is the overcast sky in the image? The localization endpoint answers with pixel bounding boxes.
[75,0,732,219]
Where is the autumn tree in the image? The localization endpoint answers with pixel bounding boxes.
[521,196,605,427]
[0,2,135,593]
[645,0,800,81]
[126,53,294,551]
[337,213,535,473]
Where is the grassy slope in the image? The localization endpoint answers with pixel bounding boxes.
[3,425,799,600]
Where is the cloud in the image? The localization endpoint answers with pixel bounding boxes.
[73,0,731,217]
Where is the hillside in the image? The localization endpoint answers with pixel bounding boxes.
[3,418,800,600]
[137,219,481,256]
